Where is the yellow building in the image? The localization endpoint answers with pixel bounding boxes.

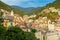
[23,15,29,23]
[3,20,10,28]
[49,7,57,12]
[51,9,57,12]
[13,14,23,26]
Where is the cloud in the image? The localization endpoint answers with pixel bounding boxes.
[0,0,55,8]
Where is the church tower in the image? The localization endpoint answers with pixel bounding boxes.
[10,10,14,16]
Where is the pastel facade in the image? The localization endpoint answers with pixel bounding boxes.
[42,9,50,13]
[3,20,10,28]
[23,15,29,23]
[49,7,57,12]
[57,9,60,15]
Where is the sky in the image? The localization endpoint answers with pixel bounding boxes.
[0,0,55,8]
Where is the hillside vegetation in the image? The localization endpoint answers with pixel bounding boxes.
[0,1,25,16]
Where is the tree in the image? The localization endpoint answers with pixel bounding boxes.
[0,12,4,23]
[4,26,38,40]
[0,24,6,40]
[24,32,37,40]
[31,28,37,33]
[0,24,38,40]
[4,26,24,40]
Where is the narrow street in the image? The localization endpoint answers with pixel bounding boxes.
[35,31,60,40]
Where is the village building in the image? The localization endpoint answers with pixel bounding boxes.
[42,9,50,13]
[57,9,60,15]
[49,7,57,12]
[23,15,29,23]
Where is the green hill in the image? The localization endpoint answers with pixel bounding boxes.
[35,0,60,21]
[46,0,60,8]
[0,1,25,16]
[0,1,12,11]
[35,0,60,14]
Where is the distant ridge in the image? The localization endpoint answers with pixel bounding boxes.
[12,5,41,15]
[0,1,25,16]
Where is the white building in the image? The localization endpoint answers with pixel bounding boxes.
[10,10,14,16]
[57,9,60,15]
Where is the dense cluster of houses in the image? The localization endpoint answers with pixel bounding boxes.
[0,7,60,32]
